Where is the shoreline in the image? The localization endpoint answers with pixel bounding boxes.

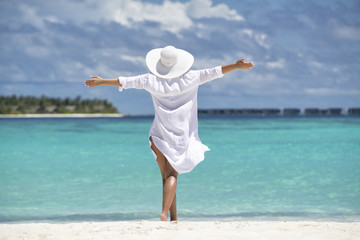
[1,113,359,119]
[1,220,359,240]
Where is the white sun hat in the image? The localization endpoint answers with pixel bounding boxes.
[146,46,194,79]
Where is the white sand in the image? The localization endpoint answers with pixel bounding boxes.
[1,221,359,240]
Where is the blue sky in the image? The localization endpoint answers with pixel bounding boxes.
[1,0,359,114]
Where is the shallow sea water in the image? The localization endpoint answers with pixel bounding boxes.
[0,116,359,222]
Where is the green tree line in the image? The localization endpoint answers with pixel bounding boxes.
[0,95,118,114]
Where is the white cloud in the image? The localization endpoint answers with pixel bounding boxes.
[305,88,360,96]
[332,67,340,73]
[0,65,27,82]
[19,4,46,29]
[331,19,360,41]
[309,60,324,69]
[307,60,341,76]
[240,29,270,49]
[296,15,316,29]
[120,55,146,67]
[238,71,289,89]
[254,33,269,49]
[335,25,360,41]
[187,0,244,21]
[19,4,60,29]
[11,33,53,59]
[110,0,192,34]
[193,54,235,70]
[25,46,50,58]
[54,60,96,83]
[199,63,295,96]
[266,58,285,69]
[242,29,253,38]
[107,0,244,34]
[19,0,243,34]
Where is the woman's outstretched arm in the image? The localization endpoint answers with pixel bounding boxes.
[221,59,254,74]
[84,76,121,87]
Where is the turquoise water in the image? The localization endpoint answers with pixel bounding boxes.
[0,116,359,222]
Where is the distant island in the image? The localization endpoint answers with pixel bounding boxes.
[198,108,360,116]
[1,95,359,116]
[0,95,118,114]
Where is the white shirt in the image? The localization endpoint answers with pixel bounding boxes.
[118,66,224,174]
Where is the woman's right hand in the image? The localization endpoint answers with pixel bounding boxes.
[84,76,103,87]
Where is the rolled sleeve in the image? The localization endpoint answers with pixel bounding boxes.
[118,73,149,92]
[198,66,224,85]
[118,77,125,92]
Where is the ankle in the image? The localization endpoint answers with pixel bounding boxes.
[160,212,168,221]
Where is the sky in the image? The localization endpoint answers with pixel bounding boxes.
[1,0,359,114]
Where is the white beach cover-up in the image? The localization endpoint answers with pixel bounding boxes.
[118,66,224,174]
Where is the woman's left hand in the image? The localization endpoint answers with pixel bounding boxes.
[235,59,254,69]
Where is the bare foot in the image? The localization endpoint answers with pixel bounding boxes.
[160,213,168,221]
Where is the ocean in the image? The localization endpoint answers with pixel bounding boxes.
[0,116,359,222]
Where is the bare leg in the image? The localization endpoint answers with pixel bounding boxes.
[169,194,177,221]
[150,137,178,221]
[161,180,177,221]
[161,162,177,221]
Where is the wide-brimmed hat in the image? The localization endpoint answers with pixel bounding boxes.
[146,46,194,79]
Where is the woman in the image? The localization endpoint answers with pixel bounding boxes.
[85,46,253,221]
